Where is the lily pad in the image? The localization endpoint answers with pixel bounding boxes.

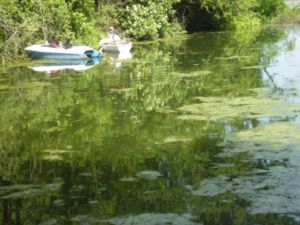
[163,136,192,143]
[38,219,58,225]
[119,176,137,182]
[78,172,93,177]
[135,170,162,180]
[2,188,45,199]
[0,182,63,199]
[43,154,64,161]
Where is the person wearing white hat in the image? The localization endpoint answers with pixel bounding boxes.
[108,26,121,42]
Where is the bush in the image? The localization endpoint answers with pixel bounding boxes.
[0,0,288,65]
[232,14,262,30]
[256,0,286,18]
[176,0,285,31]
[117,0,182,40]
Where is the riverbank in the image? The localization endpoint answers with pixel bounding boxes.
[0,0,287,67]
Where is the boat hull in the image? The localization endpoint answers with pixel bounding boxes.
[100,39,132,52]
[26,51,87,59]
[25,45,101,59]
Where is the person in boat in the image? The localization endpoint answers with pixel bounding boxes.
[48,36,59,48]
[98,26,122,50]
[64,39,72,49]
[108,26,121,42]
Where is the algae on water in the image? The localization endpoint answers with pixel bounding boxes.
[105,213,201,225]
[176,91,300,122]
[193,122,300,214]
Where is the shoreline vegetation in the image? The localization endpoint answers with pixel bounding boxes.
[272,8,300,24]
[0,0,293,67]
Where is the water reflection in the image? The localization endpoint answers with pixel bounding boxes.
[102,51,132,71]
[28,58,100,73]
[2,27,300,225]
[262,28,300,92]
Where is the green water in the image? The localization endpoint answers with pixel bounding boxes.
[1,26,300,225]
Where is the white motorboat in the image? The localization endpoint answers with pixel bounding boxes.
[99,38,132,52]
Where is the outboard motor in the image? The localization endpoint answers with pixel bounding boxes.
[84,50,101,58]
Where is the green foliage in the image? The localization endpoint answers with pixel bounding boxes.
[272,7,300,24]
[0,0,287,64]
[198,0,260,28]
[69,11,99,45]
[118,0,182,40]
[256,0,286,18]
[17,0,73,40]
[176,0,286,30]
[65,0,95,18]
[95,4,118,38]
[232,14,261,30]
[0,1,40,64]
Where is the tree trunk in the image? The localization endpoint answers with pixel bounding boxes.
[95,0,100,12]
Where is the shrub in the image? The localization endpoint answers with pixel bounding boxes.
[117,0,182,40]
[256,0,286,18]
